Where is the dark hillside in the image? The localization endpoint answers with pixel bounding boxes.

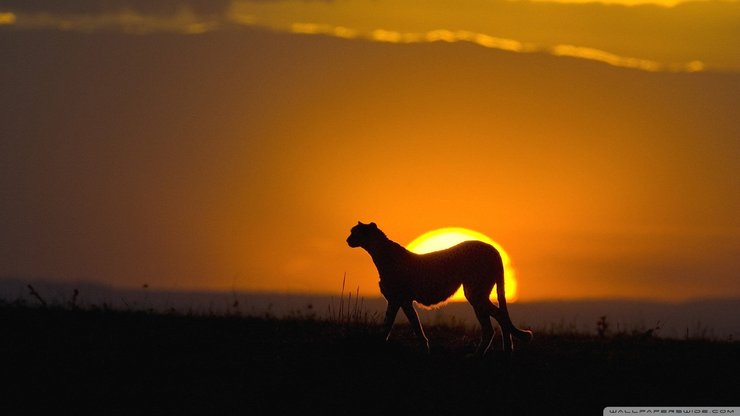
[2,304,738,415]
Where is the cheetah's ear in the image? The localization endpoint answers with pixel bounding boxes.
[369,222,377,229]
[357,221,364,226]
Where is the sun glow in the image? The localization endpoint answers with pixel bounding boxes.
[406,227,518,302]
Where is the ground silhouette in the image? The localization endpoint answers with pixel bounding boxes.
[2,302,738,415]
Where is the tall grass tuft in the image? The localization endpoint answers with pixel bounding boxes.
[596,315,609,338]
[328,273,378,326]
[27,284,47,307]
[68,289,79,310]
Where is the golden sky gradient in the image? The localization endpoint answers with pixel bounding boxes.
[1,0,738,301]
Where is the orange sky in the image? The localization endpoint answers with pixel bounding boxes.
[0,0,738,301]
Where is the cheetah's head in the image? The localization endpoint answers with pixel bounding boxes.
[347,221,385,248]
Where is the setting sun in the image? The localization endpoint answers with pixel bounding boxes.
[406,228,518,302]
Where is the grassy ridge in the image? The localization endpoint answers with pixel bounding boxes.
[2,302,738,415]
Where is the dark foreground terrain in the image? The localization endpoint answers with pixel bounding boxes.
[2,303,738,415]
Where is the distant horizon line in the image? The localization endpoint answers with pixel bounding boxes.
[2,276,738,305]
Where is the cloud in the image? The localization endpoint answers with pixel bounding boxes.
[0,0,232,16]
[551,44,662,72]
[1,7,218,34]
[551,45,709,72]
[0,12,16,25]
[364,28,530,53]
[285,24,529,53]
[2,0,736,72]
[291,23,358,39]
[275,23,701,72]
